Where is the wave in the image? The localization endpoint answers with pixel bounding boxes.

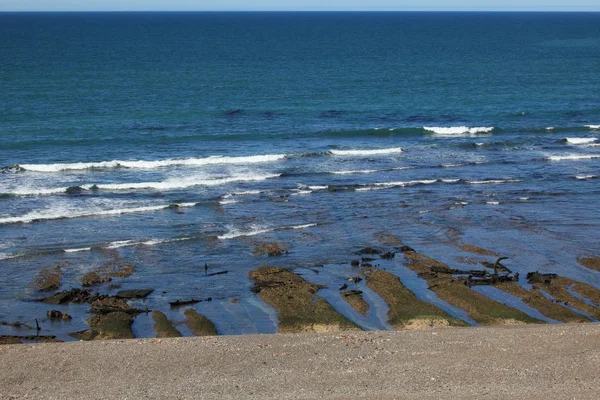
[63,247,92,253]
[467,179,521,185]
[424,126,494,135]
[0,252,19,261]
[546,154,600,161]
[106,237,193,249]
[575,175,597,180]
[16,154,286,172]
[0,202,196,225]
[218,223,317,240]
[585,125,600,130]
[564,137,597,145]
[5,174,280,196]
[329,147,404,156]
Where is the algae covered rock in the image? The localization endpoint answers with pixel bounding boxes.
[249,266,360,333]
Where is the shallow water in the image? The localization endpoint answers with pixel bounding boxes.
[1,12,599,339]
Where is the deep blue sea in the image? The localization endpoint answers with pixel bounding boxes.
[1,12,599,339]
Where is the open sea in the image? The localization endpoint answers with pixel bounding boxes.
[1,12,599,340]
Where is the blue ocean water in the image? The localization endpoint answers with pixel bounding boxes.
[1,12,599,339]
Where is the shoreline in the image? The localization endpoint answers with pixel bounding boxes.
[1,323,599,399]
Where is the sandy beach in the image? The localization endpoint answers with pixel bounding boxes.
[1,323,598,399]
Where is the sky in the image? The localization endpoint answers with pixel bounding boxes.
[1,0,600,12]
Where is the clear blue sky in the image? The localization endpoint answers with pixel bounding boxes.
[2,1,600,12]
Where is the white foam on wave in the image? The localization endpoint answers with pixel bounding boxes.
[486,201,500,205]
[0,202,196,225]
[0,252,19,261]
[4,174,279,197]
[106,237,193,249]
[424,126,494,135]
[81,173,280,192]
[547,154,600,161]
[331,169,379,175]
[467,179,520,185]
[546,127,555,131]
[329,147,404,156]
[219,199,238,205]
[18,154,286,172]
[64,247,92,253]
[585,125,600,130]
[373,179,438,188]
[575,175,596,180]
[218,223,317,240]
[565,137,597,145]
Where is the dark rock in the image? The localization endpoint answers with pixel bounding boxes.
[381,252,396,259]
[526,271,558,285]
[358,247,380,255]
[90,297,145,315]
[115,289,154,299]
[65,186,85,195]
[350,260,360,267]
[47,310,72,320]
[39,288,95,305]
[398,245,415,253]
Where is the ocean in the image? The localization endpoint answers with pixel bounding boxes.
[1,12,599,340]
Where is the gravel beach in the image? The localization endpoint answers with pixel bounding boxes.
[1,323,598,399]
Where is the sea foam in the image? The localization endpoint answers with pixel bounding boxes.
[585,125,600,130]
[547,154,600,161]
[18,154,286,172]
[329,147,404,156]
[424,126,494,135]
[0,202,196,225]
[565,137,597,145]
[218,223,317,240]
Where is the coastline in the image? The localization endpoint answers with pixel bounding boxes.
[1,323,598,399]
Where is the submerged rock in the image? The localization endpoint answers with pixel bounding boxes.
[39,288,95,305]
[72,312,135,340]
[31,266,63,292]
[115,289,153,299]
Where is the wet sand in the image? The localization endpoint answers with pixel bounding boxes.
[1,323,598,399]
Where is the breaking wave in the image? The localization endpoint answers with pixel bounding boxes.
[16,154,286,172]
[424,126,494,135]
[218,223,317,240]
[564,137,597,145]
[0,202,197,225]
[546,154,600,161]
[329,147,404,156]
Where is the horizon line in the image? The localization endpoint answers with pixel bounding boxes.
[1,10,600,13]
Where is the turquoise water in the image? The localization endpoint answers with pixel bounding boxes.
[1,12,599,339]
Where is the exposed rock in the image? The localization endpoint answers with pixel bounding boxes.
[32,266,63,292]
[47,310,72,320]
[526,271,558,285]
[403,252,543,325]
[253,241,289,257]
[152,311,181,338]
[115,289,153,299]
[365,269,467,329]
[90,297,145,315]
[65,186,85,195]
[249,266,359,333]
[0,335,61,344]
[350,260,360,267]
[381,252,396,259]
[169,299,201,308]
[375,233,404,246]
[458,243,499,256]
[71,312,135,340]
[398,245,415,253]
[184,309,218,336]
[578,257,600,272]
[341,290,370,316]
[39,288,95,305]
[81,263,135,287]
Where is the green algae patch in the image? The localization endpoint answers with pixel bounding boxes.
[72,312,135,340]
[341,290,370,316]
[366,270,467,329]
[527,273,600,320]
[403,252,543,326]
[457,243,499,257]
[184,309,218,336]
[578,257,600,272]
[152,311,182,338]
[494,282,588,323]
[249,266,360,333]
